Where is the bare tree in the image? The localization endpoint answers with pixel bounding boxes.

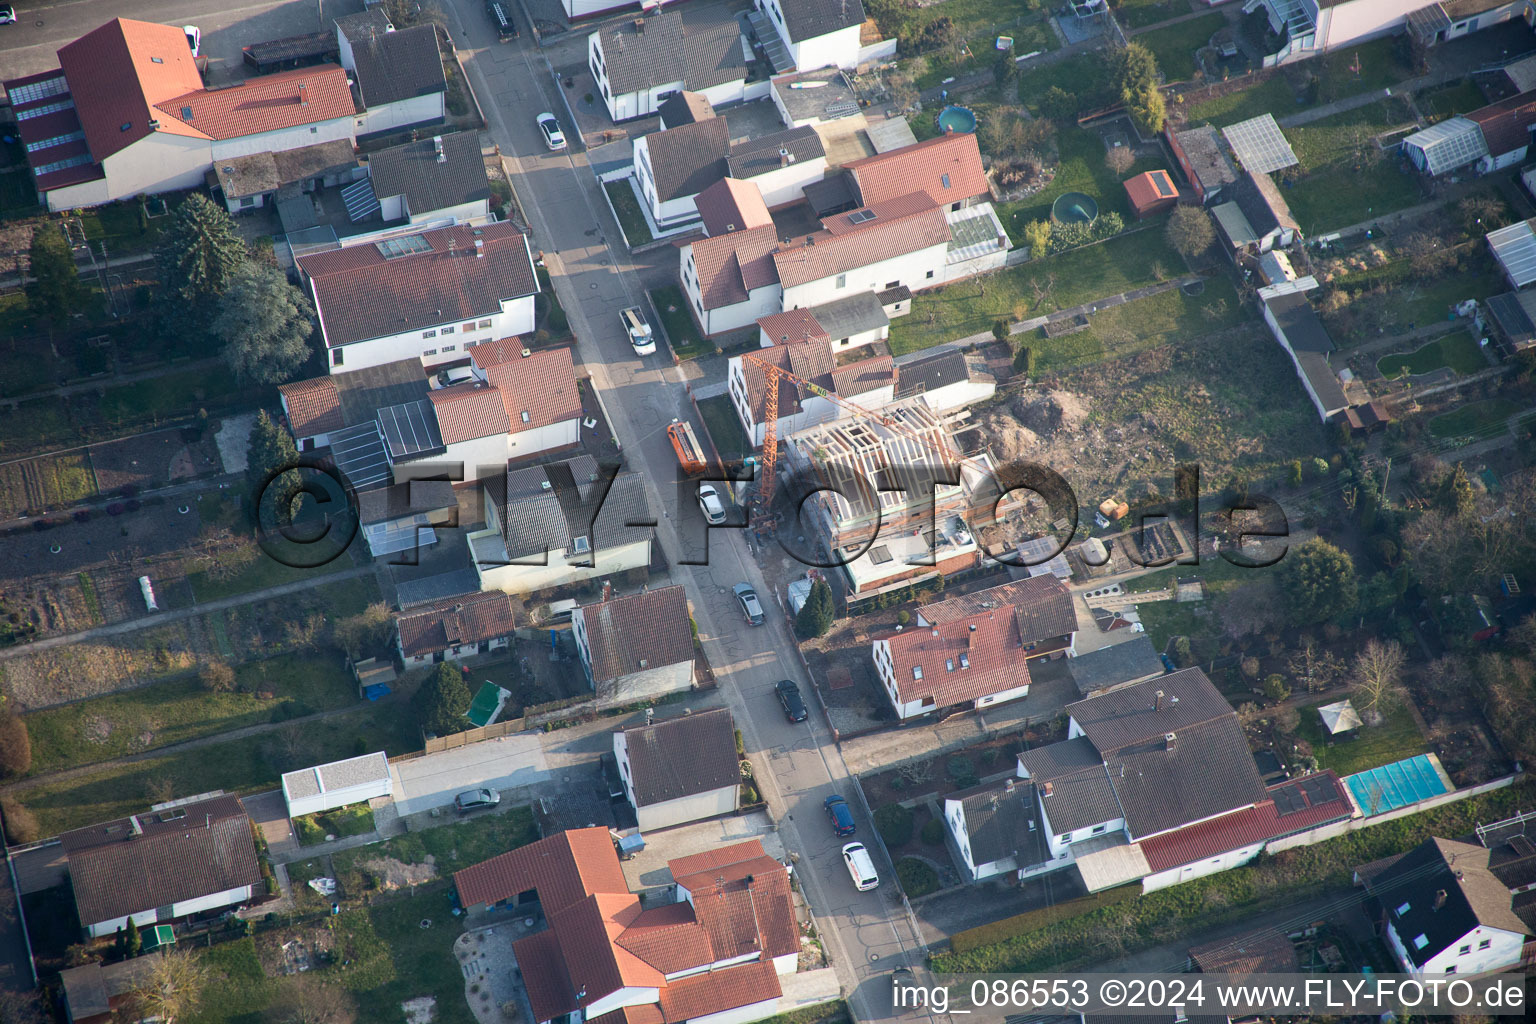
[133,948,209,1024]
[1352,639,1406,717]
[264,976,357,1024]
[1288,638,1343,694]
[1236,702,1262,730]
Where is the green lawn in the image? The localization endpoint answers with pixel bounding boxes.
[994,126,1165,243]
[1428,398,1522,439]
[649,284,711,360]
[1321,258,1503,342]
[1116,0,1193,30]
[330,804,538,893]
[76,193,182,255]
[1284,101,1422,234]
[1295,701,1429,777]
[1419,79,1487,122]
[1183,75,1304,124]
[22,651,359,775]
[889,227,1187,354]
[1376,330,1486,378]
[1136,13,1226,83]
[873,0,1058,89]
[187,550,360,603]
[604,178,655,248]
[1031,277,1245,373]
[94,364,243,427]
[697,394,748,461]
[1016,52,1118,116]
[1185,37,1411,124]
[293,803,376,845]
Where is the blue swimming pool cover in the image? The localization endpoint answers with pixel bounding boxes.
[1344,754,1450,815]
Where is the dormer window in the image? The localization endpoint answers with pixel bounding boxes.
[912,665,923,680]
[572,536,590,553]
[152,57,164,64]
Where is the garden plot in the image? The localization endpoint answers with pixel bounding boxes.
[1280,99,1423,234]
[0,453,96,518]
[0,620,206,709]
[88,423,223,493]
[1375,331,1487,379]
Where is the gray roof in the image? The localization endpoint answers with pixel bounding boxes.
[492,456,653,560]
[727,125,826,180]
[282,751,390,801]
[1211,202,1258,249]
[801,291,887,340]
[643,118,729,202]
[950,779,1052,870]
[1038,763,1124,836]
[1068,668,1241,751]
[368,131,491,220]
[1018,735,1103,779]
[1367,837,1530,965]
[348,23,446,109]
[355,479,457,525]
[621,707,738,806]
[1232,171,1298,237]
[1174,125,1239,194]
[333,357,430,424]
[595,8,746,98]
[61,957,160,1021]
[896,348,969,397]
[1068,636,1166,696]
[1265,291,1333,354]
[1486,290,1536,341]
[776,0,866,44]
[578,585,693,682]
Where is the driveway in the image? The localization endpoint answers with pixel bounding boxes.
[389,731,551,816]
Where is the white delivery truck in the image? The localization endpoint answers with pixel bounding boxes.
[621,306,655,355]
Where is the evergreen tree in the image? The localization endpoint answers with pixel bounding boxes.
[25,225,83,325]
[1281,538,1358,624]
[245,411,301,527]
[124,917,141,957]
[157,193,249,319]
[414,663,473,737]
[1439,463,1476,519]
[795,578,835,639]
[214,264,316,385]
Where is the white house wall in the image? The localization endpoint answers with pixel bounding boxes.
[1481,146,1529,174]
[584,987,663,1021]
[44,175,112,212]
[286,778,393,818]
[566,0,633,18]
[1386,921,1526,977]
[509,418,580,463]
[746,157,828,209]
[635,786,737,832]
[409,198,490,226]
[779,241,947,309]
[920,377,994,414]
[360,94,445,137]
[85,884,254,939]
[790,25,863,71]
[635,136,702,227]
[474,533,652,595]
[693,996,783,1024]
[400,634,509,667]
[597,661,694,707]
[100,133,209,204]
[209,117,354,161]
[1139,840,1265,893]
[325,296,534,373]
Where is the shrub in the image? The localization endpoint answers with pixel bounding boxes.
[895,858,939,897]
[1040,86,1078,121]
[948,755,976,786]
[199,660,236,693]
[896,610,911,626]
[0,712,32,779]
[740,782,760,805]
[735,729,745,756]
[875,803,914,847]
[1,796,39,844]
[1263,674,1291,701]
[920,818,945,846]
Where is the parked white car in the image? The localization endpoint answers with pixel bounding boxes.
[842,842,879,891]
[184,25,201,57]
[537,112,566,151]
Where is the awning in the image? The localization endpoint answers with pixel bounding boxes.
[1072,833,1151,891]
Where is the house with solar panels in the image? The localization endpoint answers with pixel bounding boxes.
[1250,0,1525,67]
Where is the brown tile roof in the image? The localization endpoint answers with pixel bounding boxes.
[774,193,949,289]
[689,225,781,310]
[738,340,836,421]
[577,585,693,683]
[615,903,716,974]
[658,90,715,128]
[56,19,205,163]
[393,592,515,657]
[694,178,772,238]
[590,1007,665,1024]
[513,928,578,1023]
[657,960,782,1023]
[1124,169,1179,209]
[920,575,1077,642]
[831,354,895,398]
[551,892,664,1003]
[667,840,798,959]
[467,336,529,368]
[643,118,729,202]
[845,132,989,208]
[757,307,829,344]
[298,222,538,348]
[454,826,629,910]
[1189,928,1300,975]
[1469,89,1536,157]
[60,795,262,927]
[278,376,344,437]
[427,381,509,443]
[621,707,739,806]
[484,348,582,432]
[155,66,355,140]
[881,610,1031,707]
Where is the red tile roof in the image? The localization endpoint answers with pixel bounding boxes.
[757,307,829,344]
[298,222,538,348]
[830,354,895,399]
[739,340,836,420]
[880,609,1031,707]
[1469,89,1536,157]
[589,1006,665,1024]
[453,826,628,910]
[427,381,510,444]
[614,903,717,974]
[774,194,949,289]
[920,575,1077,643]
[695,178,772,238]
[845,132,989,208]
[657,961,782,1023]
[688,225,781,310]
[1124,169,1179,213]
[468,336,529,368]
[513,928,578,1023]
[155,66,354,140]
[1138,771,1352,872]
[278,376,344,437]
[670,840,798,961]
[551,892,664,1003]
[56,19,204,163]
[484,348,582,433]
[393,592,515,657]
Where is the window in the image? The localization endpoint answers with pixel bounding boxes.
[333,349,344,366]
[442,344,456,352]
[423,348,437,356]
[925,270,935,279]
[1413,934,1429,950]
[442,326,455,335]
[1091,824,1107,834]
[520,411,530,423]
[1458,945,1471,955]
[1478,938,1491,950]
[478,319,492,329]
[1445,966,1457,974]
[8,76,68,106]
[25,129,86,153]
[310,126,318,134]
[572,536,590,553]
[885,281,900,290]
[17,99,75,121]
[463,322,476,332]
[835,274,846,288]
[240,196,256,208]
[839,337,850,346]
[119,122,132,132]
[422,330,437,339]
[1396,902,1411,915]
[152,57,164,64]
[941,173,951,189]
[912,665,923,680]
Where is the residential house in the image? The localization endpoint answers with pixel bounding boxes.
[424,347,583,475]
[1261,286,1350,422]
[278,375,345,450]
[1067,635,1166,698]
[1255,0,1526,66]
[572,585,695,704]
[842,132,991,212]
[471,455,654,597]
[916,575,1078,659]
[453,828,799,1024]
[756,291,890,352]
[726,125,829,209]
[60,795,263,939]
[335,12,446,137]
[679,222,785,336]
[1124,169,1180,219]
[727,337,895,446]
[356,478,459,557]
[6,18,357,211]
[588,8,753,123]
[1166,125,1238,205]
[871,607,1032,720]
[280,751,392,819]
[633,117,730,228]
[394,591,516,665]
[367,131,493,225]
[696,177,774,239]
[59,956,161,1024]
[755,0,868,71]
[894,348,997,414]
[944,778,1054,882]
[211,138,359,214]
[1356,835,1536,977]
[1230,171,1299,253]
[296,221,539,373]
[613,707,739,831]
[657,90,715,130]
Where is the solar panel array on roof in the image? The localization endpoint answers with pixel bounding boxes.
[1222,114,1299,174]
[1300,773,1340,805]
[377,399,444,459]
[329,421,390,489]
[1404,117,1489,175]
[1489,218,1536,288]
[1271,782,1305,815]
[375,233,432,259]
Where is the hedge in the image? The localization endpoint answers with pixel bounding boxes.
[934,779,1530,973]
[896,858,940,897]
[875,803,914,847]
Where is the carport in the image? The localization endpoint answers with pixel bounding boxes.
[389,733,553,817]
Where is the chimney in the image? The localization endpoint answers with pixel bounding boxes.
[1154,689,1165,711]
[1165,731,1177,751]
[1042,782,1053,797]
[435,136,446,163]
[602,580,614,602]
[1433,889,1448,911]
[931,629,938,637]
[299,82,308,107]
[1004,778,1016,794]
[779,146,790,167]
[634,18,645,33]
[475,239,484,258]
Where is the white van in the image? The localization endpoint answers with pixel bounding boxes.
[621,306,655,355]
[841,842,879,891]
[545,598,579,623]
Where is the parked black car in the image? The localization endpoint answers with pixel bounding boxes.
[776,679,808,723]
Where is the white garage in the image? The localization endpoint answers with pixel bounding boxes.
[281,752,393,818]
[388,733,553,818]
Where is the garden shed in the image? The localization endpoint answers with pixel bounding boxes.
[1402,117,1489,176]
[281,751,392,818]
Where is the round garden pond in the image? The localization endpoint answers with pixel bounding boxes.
[936,105,977,134]
[1051,192,1099,226]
